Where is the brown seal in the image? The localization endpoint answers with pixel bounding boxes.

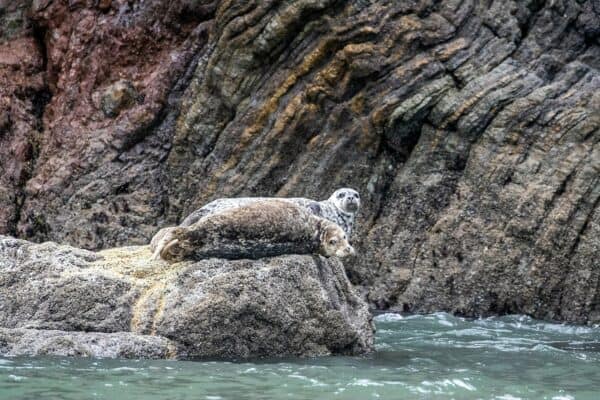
[153,200,355,262]
[179,188,361,237]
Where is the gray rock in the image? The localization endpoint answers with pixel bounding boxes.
[0,328,177,359]
[0,235,373,359]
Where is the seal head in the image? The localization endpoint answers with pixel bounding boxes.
[319,223,355,258]
[328,188,360,214]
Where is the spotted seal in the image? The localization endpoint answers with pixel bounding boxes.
[153,200,355,262]
[179,188,360,237]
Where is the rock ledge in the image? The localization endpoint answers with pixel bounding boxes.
[0,235,373,359]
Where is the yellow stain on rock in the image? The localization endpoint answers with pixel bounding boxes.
[246,39,334,139]
[350,93,366,114]
[434,38,469,61]
[342,42,374,57]
[150,287,168,336]
[398,15,423,31]
[320,59,345,85]
[130,281,165,334]
[206,39,336,192]
[92,245,183,337]
[307,134,321,148]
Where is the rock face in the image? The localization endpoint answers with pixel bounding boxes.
[0,235,374,359]
[0,1,598,323]
[0,328,177,359]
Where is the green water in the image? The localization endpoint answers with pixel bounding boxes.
[2,313,600,399]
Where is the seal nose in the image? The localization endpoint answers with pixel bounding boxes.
[346,245,355,256]
[346,199,359,212]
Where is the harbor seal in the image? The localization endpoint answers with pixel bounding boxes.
[179,188,360,237]
[154,200,355,262]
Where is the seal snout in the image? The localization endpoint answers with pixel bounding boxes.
[347,245,356,256]
[345,197,360,213]
[336,244,356,258]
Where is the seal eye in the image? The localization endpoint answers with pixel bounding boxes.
[338,192,345,199]
[329,239,337,245]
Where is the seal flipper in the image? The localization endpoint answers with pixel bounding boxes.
[155,227,189,262]
[160,239,181,261]
[151,246,162,261]
[150,227,178,261]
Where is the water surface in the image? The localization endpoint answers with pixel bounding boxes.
[2,313,600,399]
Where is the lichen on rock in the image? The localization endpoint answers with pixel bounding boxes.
[0,235,374,359]
[99,80,140,118]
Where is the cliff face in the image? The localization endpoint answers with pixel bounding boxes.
[0,0,598,323]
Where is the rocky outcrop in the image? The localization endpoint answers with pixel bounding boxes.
[0,0,48,237]
[0,1,598,323]
[0,328,177,359]
[0,235,373,359]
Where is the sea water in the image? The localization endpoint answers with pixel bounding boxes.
[1,313,600,399]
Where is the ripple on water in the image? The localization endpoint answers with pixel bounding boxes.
[1,314,600,399]
[372,313,404,322]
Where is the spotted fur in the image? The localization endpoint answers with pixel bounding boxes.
[154,201,355,262]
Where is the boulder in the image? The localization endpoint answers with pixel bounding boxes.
[0,328,177,359]
[0,235,374,359]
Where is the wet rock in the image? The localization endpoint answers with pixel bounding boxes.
[0,235,374,359]
[0,328,177,359]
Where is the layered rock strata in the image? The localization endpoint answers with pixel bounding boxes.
[0,0,598,322]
